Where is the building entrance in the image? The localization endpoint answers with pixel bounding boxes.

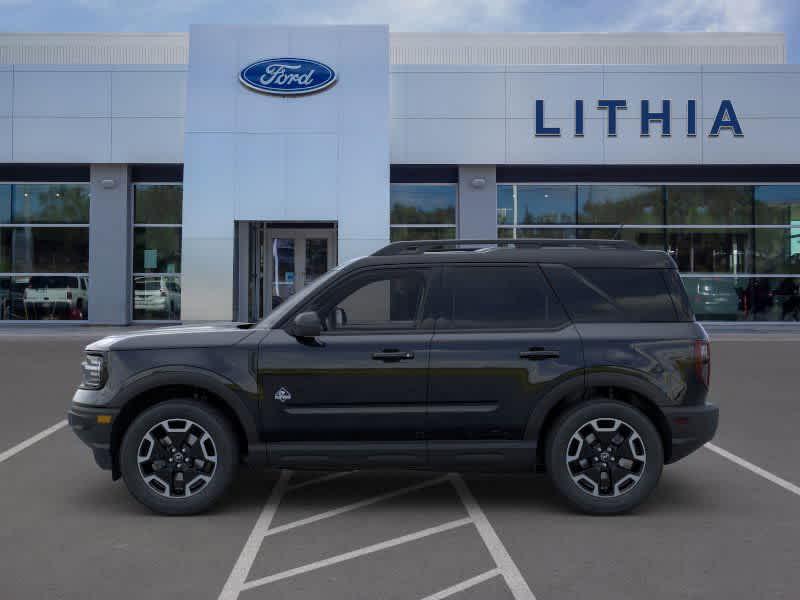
[245,223,337,321]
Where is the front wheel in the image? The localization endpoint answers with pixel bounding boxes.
[120,400,238,515]
[546,400,663,515]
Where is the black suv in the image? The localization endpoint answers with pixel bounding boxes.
[69,239,718,515]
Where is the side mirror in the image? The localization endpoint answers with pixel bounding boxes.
[291,311,322,339]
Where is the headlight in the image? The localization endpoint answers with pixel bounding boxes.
[80,353,107,389]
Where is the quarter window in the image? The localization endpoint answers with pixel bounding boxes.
[544,265,678,323]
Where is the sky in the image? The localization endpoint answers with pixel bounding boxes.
[0,0,797,62]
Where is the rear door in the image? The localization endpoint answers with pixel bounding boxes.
[426,264,584,464]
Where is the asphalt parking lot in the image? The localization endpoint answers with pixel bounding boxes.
[1,327,799,599]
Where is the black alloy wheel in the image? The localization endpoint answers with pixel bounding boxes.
[120,400,238,515]
[546,400,664,515]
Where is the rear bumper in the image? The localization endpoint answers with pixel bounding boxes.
[663,402,719,464]
[68,403,119,471]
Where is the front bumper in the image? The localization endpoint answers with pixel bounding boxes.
[68,402,119,471]
[663,402,719,463]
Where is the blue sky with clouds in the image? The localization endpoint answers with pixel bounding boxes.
[2,0,798,62]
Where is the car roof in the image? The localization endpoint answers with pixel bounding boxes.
[352,239,675,270]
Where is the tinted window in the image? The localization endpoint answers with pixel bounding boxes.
[315,269,428,331]
[134,184,182,225]
[442,266,567,329]
[663,269,694,321]
[1,227,89,273]
[5,184,90,224]
[543,265,678,322]
[578,185,662,225]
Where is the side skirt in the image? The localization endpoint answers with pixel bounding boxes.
[265,440,537,471]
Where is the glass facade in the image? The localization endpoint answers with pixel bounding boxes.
[498,184,800,321]
[390,184,457,241]
[132,184,182,320]
[0,183,90,320]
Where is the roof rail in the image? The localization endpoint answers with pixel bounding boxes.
[372,238,638,256]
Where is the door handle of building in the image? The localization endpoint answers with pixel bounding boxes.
[372,350,415,362]
[519,348,560,360]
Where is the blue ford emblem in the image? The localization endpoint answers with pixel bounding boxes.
[239,58,337,96]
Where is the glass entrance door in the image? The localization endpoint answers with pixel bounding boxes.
[247,225,336,321]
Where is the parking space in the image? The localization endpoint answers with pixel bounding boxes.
[0,330,799,599]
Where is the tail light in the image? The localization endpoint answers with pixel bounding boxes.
[694,339,711,388]
[67,290,73,300]
[160,288,167,297]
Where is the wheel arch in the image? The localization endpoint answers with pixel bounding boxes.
[526,371,673,469]
[109,369,259,480]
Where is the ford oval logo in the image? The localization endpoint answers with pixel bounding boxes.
[239,58,337,96]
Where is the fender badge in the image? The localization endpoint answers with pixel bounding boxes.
[274,387,292,403]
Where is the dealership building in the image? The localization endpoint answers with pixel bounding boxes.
[0,27,799,324]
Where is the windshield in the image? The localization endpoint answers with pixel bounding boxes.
[258,266,342,329]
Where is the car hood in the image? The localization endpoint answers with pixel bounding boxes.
[86,322,259,352]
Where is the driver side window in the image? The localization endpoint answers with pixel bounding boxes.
[316,269,428,332]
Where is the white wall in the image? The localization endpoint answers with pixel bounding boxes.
[1,57,797,169]
[0,64,185,163]
[391,63,800,165]
[181,25,390,321]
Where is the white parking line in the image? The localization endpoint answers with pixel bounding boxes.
[240,517,472,591]
[418,568,501,600]
[450,474,537,600]
[0,420,67,464]
[286,470,357,493]
[705,442,800,498]
[262,474,450,539]
[218,470,292,600]
[220,471,537,600]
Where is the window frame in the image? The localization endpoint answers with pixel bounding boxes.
[130,182,183,322]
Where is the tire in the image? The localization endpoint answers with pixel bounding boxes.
[545,400,663,515]
[120,400,238,515]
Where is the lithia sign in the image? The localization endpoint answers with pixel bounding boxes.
[535,99,743,138]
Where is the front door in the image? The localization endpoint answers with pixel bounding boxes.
[247,225,337,321]
[259,265,435,451]
[426,264,584,465]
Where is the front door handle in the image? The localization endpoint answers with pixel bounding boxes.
[372,350,415,362]
[519,348,560,360]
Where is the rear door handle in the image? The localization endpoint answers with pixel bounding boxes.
[519,348,560,360]
[372,350,415,362]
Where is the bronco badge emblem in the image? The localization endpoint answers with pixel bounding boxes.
[274,387,292,403]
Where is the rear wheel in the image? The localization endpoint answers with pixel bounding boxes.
[120,400,238,515]
[546,400,663,515]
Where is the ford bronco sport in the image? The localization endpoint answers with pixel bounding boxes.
[69,239,718,515]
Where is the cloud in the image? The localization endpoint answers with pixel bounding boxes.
[278,0,525,31]
[621,0,780,32]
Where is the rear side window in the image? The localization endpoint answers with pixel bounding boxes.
[663,269,694,321]
[440,265,568,329]
[542,265,678,323]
